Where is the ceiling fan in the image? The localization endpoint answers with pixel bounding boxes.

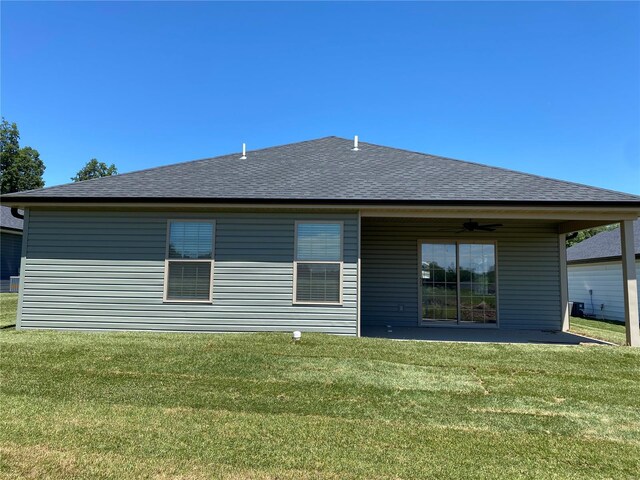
[457,220,503,233]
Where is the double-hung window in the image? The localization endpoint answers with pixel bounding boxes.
[164,220,215,302]
[294,221,343,304]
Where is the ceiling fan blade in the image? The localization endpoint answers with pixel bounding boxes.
[458,220,503,233]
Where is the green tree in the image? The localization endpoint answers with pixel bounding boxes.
[0,118,46,194]
[566,224,618,248]
[71,158,118,182]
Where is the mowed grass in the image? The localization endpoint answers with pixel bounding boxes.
[1,298,640,478]
[0,293,17,328]
[570,316,627,346]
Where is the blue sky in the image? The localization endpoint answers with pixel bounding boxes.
[2,1,639,194]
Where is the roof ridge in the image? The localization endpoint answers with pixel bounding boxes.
[353,138,640,200]
[7,135,340,196]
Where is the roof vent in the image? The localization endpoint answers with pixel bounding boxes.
[352,135,360,151]
[240,143,247,160]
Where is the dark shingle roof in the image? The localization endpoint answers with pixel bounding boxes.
[3,136,640,205]
[0,206,23,231]
[567,220,640,262]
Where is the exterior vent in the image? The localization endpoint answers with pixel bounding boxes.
[352,135,359,151]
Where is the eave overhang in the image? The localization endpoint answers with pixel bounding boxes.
[2,196,640,208]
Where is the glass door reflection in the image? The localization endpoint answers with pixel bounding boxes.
[420,242,497,325]
[421,243,458,323]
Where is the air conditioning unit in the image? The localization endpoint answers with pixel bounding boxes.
[570,301,585,318]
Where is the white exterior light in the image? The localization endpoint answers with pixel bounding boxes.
[292,330,302,342]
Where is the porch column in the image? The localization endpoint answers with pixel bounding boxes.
[559,233,570,331]
[356,211,361,337]
[620,220,639,347]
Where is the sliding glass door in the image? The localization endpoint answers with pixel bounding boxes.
[420,243,458,323]
[420,241,497,325]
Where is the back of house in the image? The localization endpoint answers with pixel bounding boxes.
[2,136,639,341]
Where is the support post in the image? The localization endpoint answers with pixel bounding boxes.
[620,220,639,347]
[16,209,29,330]
[356,210,361,337]
[559,233,570,331]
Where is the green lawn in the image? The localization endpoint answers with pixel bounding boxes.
[570,316,627,346]
[0,293,18,328]
[1,296,639,478]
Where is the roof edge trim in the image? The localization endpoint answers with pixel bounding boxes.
[2,196,640,208]
[568,254,640,265]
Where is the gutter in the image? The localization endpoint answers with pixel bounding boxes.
[567,254,640,265]
[2,196,640,208]
[0,227,23,235]
[10,208,24,220]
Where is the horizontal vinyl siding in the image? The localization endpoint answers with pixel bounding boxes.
[20,210,358,334]
[361,218,561,330]
[568,260,640,322]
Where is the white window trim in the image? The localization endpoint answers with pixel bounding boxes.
[293,220,344,306]
[163,219,215,303]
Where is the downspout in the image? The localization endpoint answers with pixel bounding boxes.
[10,208,24,220]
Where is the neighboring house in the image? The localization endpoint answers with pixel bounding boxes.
[567,220,640,322]
[0,206,23,292]
[2,136,640,343]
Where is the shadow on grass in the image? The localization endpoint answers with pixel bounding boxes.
[578,317,625,328]
[570,316,626,346]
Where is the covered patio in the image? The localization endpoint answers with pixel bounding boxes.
[361,325,610,345]
[358,212,639,346]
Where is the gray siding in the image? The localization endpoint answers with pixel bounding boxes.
[20,210,358,334]
[361,218,562,330]
[1,231,22,280]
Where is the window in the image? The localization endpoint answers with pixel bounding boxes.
[164,220,215,302]
[294,222,343,304]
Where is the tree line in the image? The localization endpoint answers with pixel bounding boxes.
[0,117,118,195]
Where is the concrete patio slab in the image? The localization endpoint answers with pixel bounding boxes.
[361,325,611,345]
